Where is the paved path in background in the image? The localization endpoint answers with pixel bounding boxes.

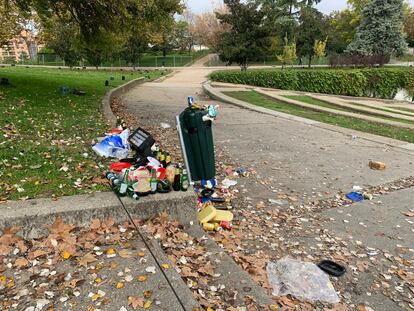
[122,68,414,310]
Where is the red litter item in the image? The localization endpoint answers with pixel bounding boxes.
[105,128,123,136]
[156,167,166,180]
[220,221,232,230]
[109,162,133,172]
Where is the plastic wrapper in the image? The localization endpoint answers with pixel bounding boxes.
[92,129,130,159]
[266,257,340,304]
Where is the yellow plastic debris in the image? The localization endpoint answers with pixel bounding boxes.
[197,205,217,224]
[211,210,233,223]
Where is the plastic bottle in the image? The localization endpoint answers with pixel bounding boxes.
[150,168,157,194]
[180,169,189,191]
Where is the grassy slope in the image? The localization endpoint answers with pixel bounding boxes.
[0,67,163,201]
[284,95,414,125]
[224,91,414,144]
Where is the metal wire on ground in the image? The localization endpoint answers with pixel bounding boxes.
[111,190,188,311]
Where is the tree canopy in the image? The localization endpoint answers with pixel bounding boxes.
[346,0,408,57]
[216,0,272,70]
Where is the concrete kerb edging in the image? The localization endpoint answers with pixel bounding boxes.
[102,77,146,128]
[203,81,414,154]
[0,190,196,239]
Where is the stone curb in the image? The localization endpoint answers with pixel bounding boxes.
[102,77,145,127]
[203,82,414,154]
[0,190,196,239]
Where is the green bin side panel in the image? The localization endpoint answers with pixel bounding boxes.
[179,108,216,181]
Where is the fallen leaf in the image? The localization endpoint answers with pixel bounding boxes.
[137,275,147,282]
[62,251,71,259]
[402,211,414,217]
[144,300,152,309]
[106,249,116,257]
[116,282,124,289]
[66,278,82,289]
[138,251,145,257]
[143,291,153,298]
[162,263,169,270]
[128,296,145,309]
[14,257,29,269]
[0,245,12,256]
[90,219,101,230]
[198,262,215,276]
[119,249,132,259]
[29,249,47,259]
[78,253,97,267]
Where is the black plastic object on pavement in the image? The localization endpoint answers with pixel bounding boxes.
[128,127,155,157]
[178,106,215,181]
[318,260,346,277]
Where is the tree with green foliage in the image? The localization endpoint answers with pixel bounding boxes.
[277,35,297,67]
[404,6,414,47]
[0,3,23,46]
[296,7,327,67]
[42,18,82,67]
[216,0,271,70]
[314,37,328,59]
[346,0,408,58]
[6,0,183,48]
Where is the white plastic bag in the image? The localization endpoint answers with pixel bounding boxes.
[266,257,340,304]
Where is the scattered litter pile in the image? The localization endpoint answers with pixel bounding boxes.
[195,179,236,232]
[92,126,189,200]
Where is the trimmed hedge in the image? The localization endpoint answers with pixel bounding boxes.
[209,68,414,99]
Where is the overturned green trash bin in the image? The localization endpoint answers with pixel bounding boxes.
[176,98,216,182]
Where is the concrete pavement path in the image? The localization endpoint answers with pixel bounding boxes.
[121,68,414,310]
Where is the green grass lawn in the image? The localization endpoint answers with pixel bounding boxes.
[225,91,414,143]
[392,106,414,113]
[284,95,414,126]
[0,67,163,201]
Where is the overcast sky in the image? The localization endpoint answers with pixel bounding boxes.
[186,0,414,14]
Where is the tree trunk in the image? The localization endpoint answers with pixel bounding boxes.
[308,55,312,68]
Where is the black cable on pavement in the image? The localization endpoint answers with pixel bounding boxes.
[110,189,188,311]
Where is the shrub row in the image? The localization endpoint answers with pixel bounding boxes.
[209,68,414,99]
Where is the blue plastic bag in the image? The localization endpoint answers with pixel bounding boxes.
[346,192,364,202]
[92,129,130,159]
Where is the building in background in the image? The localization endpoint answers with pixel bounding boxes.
[0,29,43,62]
